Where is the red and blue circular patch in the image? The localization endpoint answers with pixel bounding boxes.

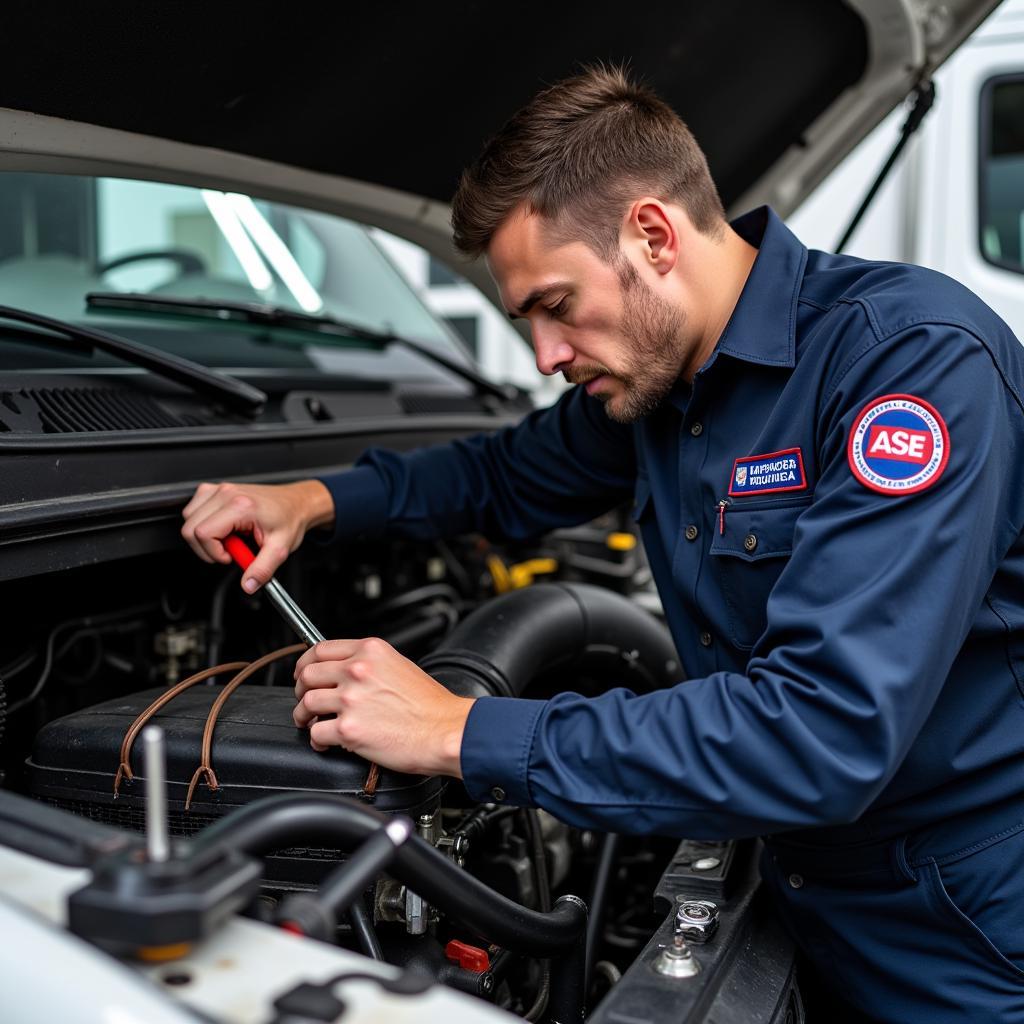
[847,394,949,495]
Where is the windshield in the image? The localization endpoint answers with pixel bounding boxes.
[0,172,470,364]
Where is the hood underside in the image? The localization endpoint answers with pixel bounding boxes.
[0,1,1002,293]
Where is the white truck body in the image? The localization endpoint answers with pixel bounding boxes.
[789,0,1024,338]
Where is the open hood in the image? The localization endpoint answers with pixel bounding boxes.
[0,0,1002,302]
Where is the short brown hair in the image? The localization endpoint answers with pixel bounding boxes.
[451,65,725,260]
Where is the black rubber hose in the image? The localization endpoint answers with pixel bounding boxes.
[522,808,552,1022]
[194,793,586,956]
[276,817,412,941]
[584,833,621,996]
[419,582,680,700]
[547,895,588,1024]
[349,896,383,961]
[384,612,453,653]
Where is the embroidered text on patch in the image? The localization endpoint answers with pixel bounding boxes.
[728,448,807,497]
[847,394,949,495]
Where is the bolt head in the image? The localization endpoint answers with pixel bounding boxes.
[654,941,701,978]
[675,900,720,943]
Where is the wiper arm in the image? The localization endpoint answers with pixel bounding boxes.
[0,304,267,417]
[85,292,520,404]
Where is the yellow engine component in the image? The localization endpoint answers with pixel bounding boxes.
[487,555,559,593]
[606,532,637,552]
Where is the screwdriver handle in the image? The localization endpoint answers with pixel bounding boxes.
[224,534,256,571]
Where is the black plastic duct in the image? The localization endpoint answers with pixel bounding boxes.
[419,582,681,700]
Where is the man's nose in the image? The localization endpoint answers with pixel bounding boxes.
[532,325,574,376]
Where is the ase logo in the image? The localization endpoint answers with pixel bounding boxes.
[735,465,747,487]
[847,394,949,495]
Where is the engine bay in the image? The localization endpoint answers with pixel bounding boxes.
[0,521,801,1023]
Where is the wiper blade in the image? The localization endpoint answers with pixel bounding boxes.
[86,292,520,404]
[0,304,267,417]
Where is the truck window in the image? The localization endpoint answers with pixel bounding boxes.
[980,75,1024,275]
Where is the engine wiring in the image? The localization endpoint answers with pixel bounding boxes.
[7,604,158,715]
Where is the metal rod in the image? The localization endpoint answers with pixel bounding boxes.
[142,726,170,862]
[262,577,326,646]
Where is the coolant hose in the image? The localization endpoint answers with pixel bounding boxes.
[194,792,586,957]
[418,582,680,699]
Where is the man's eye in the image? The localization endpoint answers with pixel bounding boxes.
[548,299,568,318]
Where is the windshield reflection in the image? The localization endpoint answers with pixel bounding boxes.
[0,172,466,359]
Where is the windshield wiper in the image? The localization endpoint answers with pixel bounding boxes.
[0,304,267,417]
[85,292,521,404]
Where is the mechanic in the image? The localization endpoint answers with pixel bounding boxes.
[182,68,1024,1022]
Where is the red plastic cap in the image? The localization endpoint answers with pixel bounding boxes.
[445,939,490,972]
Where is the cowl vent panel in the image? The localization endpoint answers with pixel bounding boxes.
[0,387,195,433]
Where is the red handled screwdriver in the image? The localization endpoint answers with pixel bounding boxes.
[223,535,326,648]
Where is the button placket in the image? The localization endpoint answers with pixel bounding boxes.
[673,400,716,671]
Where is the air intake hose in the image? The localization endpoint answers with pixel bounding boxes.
[418,582,680,700]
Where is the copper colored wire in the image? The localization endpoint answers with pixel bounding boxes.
[113,661,249,796]
[115,646,385,808]
[185,644,306,809]
[362,762,381,799]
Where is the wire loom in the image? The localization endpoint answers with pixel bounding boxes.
[112,645,381,807]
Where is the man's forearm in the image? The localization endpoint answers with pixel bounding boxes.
[290,478,335,532]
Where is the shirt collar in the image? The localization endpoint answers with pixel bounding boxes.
[712,206,808,370]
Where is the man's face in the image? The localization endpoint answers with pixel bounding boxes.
[487,208,688,423]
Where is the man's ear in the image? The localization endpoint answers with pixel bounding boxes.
[626,199,679,274]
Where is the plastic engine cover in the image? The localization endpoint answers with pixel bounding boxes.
[27,686,442,886]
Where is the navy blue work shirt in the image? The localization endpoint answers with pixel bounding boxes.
[319,207,1024,842]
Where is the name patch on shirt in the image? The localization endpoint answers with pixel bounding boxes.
[847,394,949,495]
[728,448,807,496]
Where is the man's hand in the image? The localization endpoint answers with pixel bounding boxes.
[293,637,475,778]
[181,480,334,592]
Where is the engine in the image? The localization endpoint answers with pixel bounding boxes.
[0,526,802,1023]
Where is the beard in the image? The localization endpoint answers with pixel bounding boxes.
[564,259,686,424]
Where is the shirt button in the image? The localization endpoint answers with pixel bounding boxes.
[699,631,712,647]
[743,533,758,552]
[690,421,704,437]
[490,786,506,802]
[685,524,699,541]
[788,873,804,889]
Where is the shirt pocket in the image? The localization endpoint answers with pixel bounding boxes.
[709,495,811,650]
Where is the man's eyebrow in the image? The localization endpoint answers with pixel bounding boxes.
[506,284,569,320]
